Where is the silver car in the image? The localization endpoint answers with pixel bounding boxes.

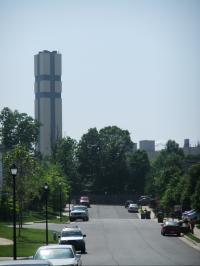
[33,245,82,266]
[128,203,139,213]
[0,260,52,266]
[70,209,89,222]
[58,227,86,253]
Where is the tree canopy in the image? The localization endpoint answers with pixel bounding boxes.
[0,107,40,151]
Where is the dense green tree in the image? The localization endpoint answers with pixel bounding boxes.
[188,163,200,211]
[77,126,134,194]
[3,145,45,226]
[150,140,184,197]
[98,126,134,193]
[166,140,184,157]
[127,150,150,195]
[191,179,200,211]
[0,107,40,151]
[41,164,68,212]
[77,128,101,193]
[52,137,79,194]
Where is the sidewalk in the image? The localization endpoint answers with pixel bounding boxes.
[0,238,13,245]
[194,226,200,239]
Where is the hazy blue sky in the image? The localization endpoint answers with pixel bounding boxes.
[0,0,199,149]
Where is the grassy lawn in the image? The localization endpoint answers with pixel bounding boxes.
[0,225,58,257]
[186,232,200,243]
[23,211,69,224]
[196,224,200,229]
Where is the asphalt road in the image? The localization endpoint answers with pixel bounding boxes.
[24,205,200,266]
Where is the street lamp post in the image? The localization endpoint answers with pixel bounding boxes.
[10,164,18,260]
[105,191,107,204]
[59,182,62,222]
[44,183,48,245]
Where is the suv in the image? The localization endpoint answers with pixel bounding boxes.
[72,205,88,213]
[70,207,89,221]
[58,227,86,253]
[79,196,90,207]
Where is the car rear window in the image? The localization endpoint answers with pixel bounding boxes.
[35,248,74,259]
[62,231,82,237]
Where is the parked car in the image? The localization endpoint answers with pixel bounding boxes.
[58,227,86,253]
[128,203,139,213]
[138,195,151,206]
[161,221,181,236]
[33,245,82,266]
[70,207,89,222]
[125,200,133,208]
[0,260,52,266]
[187,210,198,220]
[177,220,191,234]
[79,196,90,207]
[72,205,88,213]
[182,209,197,220]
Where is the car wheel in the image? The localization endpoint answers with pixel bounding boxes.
[82,247,86,254]
[177,233,181,237]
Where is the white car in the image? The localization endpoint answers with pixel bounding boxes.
[33,244,82,266]
[58,227,86,253]
[70,208,89,222]
[0,261,52,266]
[128,203,139,213]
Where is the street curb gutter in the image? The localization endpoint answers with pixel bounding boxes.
[179,234,200,251]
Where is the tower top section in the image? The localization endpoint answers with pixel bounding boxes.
[38,50,60,54]
[34,50,62,77]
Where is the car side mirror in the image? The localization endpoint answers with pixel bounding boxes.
[83,234,86,237]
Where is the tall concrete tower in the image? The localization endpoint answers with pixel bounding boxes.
[34,50,62,156]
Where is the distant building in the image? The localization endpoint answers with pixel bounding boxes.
[138,139,200,161]
[184,139,190,148]
[139,140,157,160]
[34,50,62,156]
[139,140,155,152]
[183,139,200,156]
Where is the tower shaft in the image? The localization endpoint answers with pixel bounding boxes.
[34,50,62,156]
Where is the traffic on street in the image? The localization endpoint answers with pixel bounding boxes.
[20,204,200,266]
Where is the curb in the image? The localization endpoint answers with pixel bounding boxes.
[180,234,200,251]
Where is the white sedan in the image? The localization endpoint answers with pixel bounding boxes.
[128,203,139,213]
[33,244,82,266]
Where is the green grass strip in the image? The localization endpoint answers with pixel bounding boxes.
[186,232,200,243]
[0,225,58,257]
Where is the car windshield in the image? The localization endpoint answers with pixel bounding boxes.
[81,197,88,200]
[34,248,74,259]
[62,231,82,237]
[165,221,179,226]
[72,206,87,211]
